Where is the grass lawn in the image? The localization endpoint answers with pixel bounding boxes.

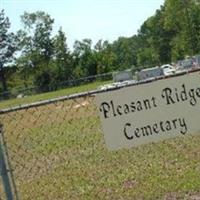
[0,94,200,200]
[0,80,111,109]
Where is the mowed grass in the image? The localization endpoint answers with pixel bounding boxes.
[1,95,200,200]
[0,80,111,109]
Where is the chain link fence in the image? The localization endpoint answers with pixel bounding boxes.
[0,88,106,199]
[1,71,200,199]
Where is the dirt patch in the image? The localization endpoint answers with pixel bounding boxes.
[164,192,200,200]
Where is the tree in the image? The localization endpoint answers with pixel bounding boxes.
[18,11,54,91]
[73,39,97,78]
[111,36,139,70]
[0,10,16,96]
[94,40,117,74]
[137,16,161,67]
[52,27,72,83]
[20,11,54,66]
[164,0,200,59]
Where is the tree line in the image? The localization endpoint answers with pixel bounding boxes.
[1,0,200,97]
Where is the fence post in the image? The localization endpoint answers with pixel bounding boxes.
[0,124,14,200]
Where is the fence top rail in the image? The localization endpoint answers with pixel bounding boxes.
[0,68,199,115]
[0,89,100,115]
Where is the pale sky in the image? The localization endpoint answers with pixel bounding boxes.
[1,0,165,49]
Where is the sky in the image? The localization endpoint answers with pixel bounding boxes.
[1,0,165,49]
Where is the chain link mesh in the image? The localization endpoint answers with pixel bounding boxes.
[0,93,105,199]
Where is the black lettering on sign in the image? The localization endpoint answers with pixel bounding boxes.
[161,84,200,106]
[99,98,158,120]
[123,117,188,140]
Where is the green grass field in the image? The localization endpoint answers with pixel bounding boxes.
[0,81,200,200]
[0,80,111,109]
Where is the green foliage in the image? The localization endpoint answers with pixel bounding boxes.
[53,27,72,82]
[2,1,200,98]
[164,0,200,59]
[0,10,17,95]
[73,39,97,77]
[111,37,137,70]
[19,11,54,63]
[94,40,117,74]
[136,0,200,64]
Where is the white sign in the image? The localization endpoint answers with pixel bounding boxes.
[95,71,200,150]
